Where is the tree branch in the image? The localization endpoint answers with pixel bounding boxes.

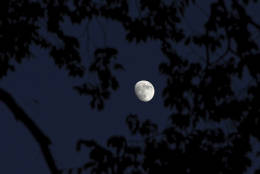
[213,27,231,65]
[249,19,260,31]
[0,88,60,174]
[205,29,210,68]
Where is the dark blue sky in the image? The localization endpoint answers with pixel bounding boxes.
[1,1,260,173]
[0,9,170,174]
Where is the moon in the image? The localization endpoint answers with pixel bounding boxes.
[135,80,155,102]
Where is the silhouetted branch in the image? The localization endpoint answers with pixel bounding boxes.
[205,29,210,67]
[249,19,260,31]
[0,88,60,174]
[213,27,231,65]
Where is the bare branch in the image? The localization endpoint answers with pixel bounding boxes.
[0,88,60,174]
[249,19,260,31]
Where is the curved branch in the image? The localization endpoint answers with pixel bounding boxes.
[0,88,60,174]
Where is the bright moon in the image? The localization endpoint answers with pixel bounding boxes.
[134,80,155,102]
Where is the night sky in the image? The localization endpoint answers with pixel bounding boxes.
[1,0,260,174]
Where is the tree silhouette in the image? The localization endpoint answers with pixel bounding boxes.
[74,0,260,173]
[1,0,126,173]
[1,0,260,174]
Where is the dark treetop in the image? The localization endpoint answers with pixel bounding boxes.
[1,0,260,173]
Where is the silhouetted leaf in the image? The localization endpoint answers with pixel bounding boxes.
[126,114,140,135]
[114,63,124,70]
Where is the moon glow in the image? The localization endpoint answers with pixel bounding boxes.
[135,80,155,102]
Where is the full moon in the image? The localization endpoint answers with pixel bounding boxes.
[134,80,155,102]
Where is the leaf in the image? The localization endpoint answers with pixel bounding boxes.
[126,114,140,135]
[76,140,97,151]
[107,136,127,153]
[83,162,96,170]
[114,63,124,70]
[184,37,191,45]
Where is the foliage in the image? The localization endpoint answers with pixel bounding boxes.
[73,0,260,173]
[1,0,260,173]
